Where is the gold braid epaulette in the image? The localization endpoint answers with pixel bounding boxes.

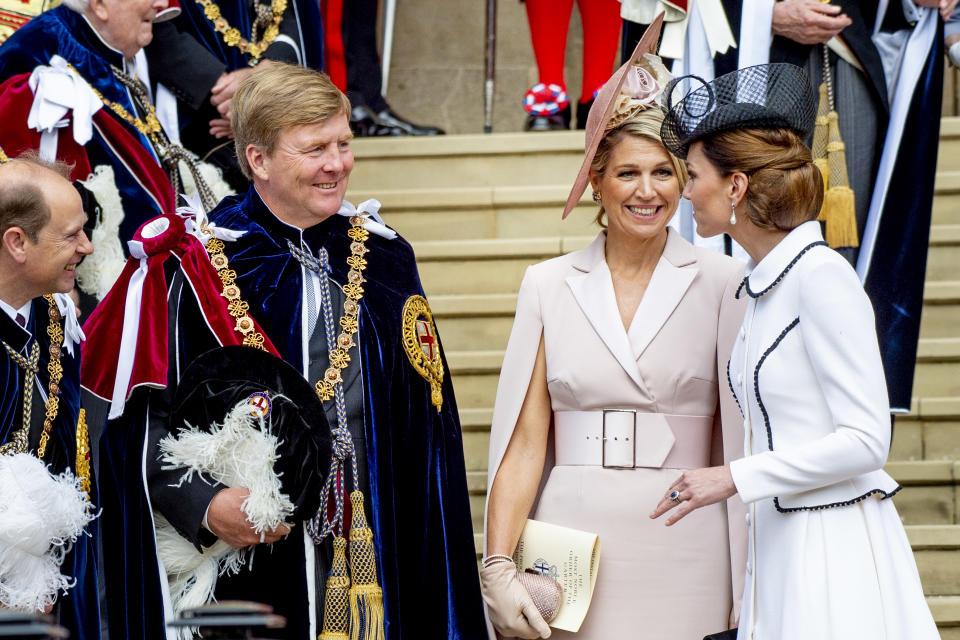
[202,230,268,351]
[197,0,288,66]
[0,144,8,163]
[76,409,91,497]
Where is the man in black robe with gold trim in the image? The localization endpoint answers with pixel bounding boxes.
[0,154,98,639]
[85,63,485,640]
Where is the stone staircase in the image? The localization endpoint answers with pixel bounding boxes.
[346,120,960,635]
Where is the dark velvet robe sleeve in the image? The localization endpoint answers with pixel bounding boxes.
[146,21,227,111]
[263,0,304,64]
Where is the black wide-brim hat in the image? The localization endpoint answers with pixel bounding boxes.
[170,346,332,520]
[661,63,817,158]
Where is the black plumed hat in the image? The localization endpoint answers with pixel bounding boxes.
[661,63,817,158]
[169,346,332,520]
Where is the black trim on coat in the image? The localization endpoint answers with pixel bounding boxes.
[736,242,827,299]
[753,316,898,514]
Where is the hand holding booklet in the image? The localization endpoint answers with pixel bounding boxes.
[513,519,601,632]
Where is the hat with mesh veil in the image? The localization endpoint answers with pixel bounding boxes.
[660,63,817,159]
[561,13,667,219]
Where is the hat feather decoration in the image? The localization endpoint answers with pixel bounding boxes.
[562,13,666,219]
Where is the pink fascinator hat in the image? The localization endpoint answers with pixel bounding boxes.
[562,14,669,219]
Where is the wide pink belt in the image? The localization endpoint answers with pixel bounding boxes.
[553,410,713,469]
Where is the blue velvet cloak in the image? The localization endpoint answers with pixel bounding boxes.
[204,188,487,639]
[95,188,486,639]
[0,296,100,640]
[174,0,324,71]
[0,7,168,240]
[863,26,944,413]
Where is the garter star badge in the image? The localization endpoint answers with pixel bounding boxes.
[401,295,444,411]
[247,391,272,419]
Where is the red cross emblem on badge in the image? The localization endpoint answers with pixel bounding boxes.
[416,319,437,360]
[247,392,272,419]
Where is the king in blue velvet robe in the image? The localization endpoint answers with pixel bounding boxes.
[0,295,100,640]
[97,187,486,639]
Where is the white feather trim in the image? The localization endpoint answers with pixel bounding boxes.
[75,165,127,300]
[156,399,293,626]
[177,157,235,206]
[0,453,96,613]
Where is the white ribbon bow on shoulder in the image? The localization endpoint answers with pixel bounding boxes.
[337,199,397,240]
[28,56,103,161]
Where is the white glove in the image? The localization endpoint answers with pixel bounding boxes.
[480,560,551,639]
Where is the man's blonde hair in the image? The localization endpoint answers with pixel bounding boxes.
[232,63,351,179]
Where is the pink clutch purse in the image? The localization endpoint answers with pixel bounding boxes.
[516,569,563,622]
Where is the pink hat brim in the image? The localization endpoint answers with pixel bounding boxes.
[561,13,666,220]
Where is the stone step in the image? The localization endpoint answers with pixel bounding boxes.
[937,118,960,174]
[927,225,960,282]
[356,177,960,242]
[347,132,584,192]
[412,226,959,298]
[442,345,960,407]
[920,282,960,339]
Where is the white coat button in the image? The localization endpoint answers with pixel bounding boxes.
[746,560,753,574]
[745,512,751,527]
[737,374,744,387]
[740,327,746,340]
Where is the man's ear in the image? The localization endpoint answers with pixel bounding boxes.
[2,227,30,264]
[87,0,110,22]
[246,145,269,182]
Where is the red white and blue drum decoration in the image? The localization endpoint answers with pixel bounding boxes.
[523,82,570,116]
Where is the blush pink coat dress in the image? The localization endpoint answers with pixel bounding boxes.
[485,229,748,639]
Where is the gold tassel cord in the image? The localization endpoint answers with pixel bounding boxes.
[347,491,385,640]
[813,47,859,249]
[820,112,859,248]
[319,536,351,640]
[812,82,831,190]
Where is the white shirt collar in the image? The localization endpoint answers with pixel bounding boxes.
[0,298,32,327]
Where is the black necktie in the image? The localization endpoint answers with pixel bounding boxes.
[15,313,26,328]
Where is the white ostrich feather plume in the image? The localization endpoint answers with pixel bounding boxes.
[156,398,293,635]
[0,453,96,613]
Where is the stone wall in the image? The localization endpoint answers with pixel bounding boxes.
[385,0,594,134]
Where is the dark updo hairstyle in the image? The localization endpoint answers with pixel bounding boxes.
[699,127,823,231]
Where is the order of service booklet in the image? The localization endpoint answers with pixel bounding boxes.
[513,519,601,632]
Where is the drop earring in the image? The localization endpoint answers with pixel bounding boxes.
[592,191,602,205]
[729,201,737,225]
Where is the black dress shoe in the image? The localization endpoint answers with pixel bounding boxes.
[350,105,405,137]
[524,104,571,131]
[576,99,594,130]
[376,107,445,135]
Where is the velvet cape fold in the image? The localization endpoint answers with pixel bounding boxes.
[0,296,100,640]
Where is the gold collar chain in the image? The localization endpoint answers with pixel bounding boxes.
[201,217,370,404]
[0,295,65,460]
[197,0,288,67]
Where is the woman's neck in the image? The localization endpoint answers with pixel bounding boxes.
[730,221,789,265]
[604,228,667,280]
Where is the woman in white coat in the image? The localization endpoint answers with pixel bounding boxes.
[481,21,748,640]
[651,64,939,640]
